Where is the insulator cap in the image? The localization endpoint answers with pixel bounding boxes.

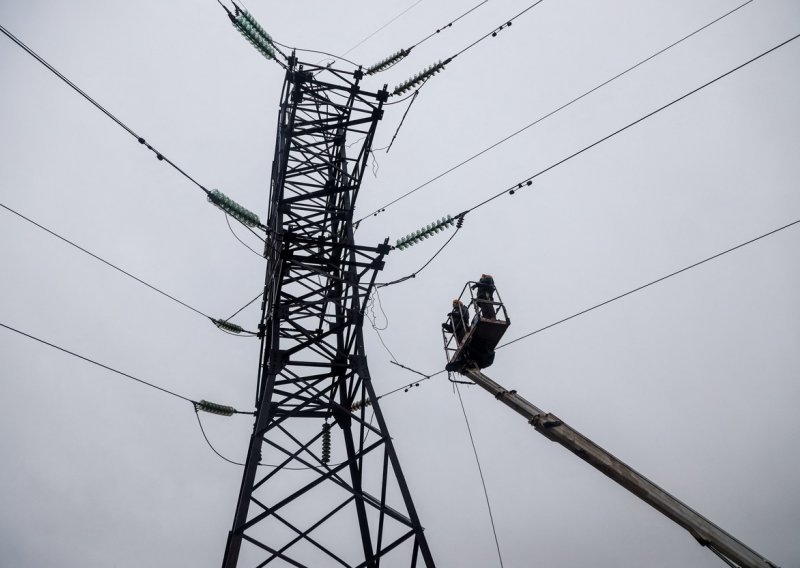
[197,400,236,416]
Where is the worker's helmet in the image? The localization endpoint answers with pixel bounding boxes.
[452,299,460,305]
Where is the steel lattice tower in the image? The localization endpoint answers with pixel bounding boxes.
[221,57,436,568]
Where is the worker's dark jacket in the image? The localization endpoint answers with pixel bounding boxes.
[447,303,470,342]
[472,276,496,319]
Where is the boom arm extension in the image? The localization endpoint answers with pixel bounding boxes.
[461,366,779,568]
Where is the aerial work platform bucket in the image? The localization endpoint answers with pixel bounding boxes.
[442,279,510,372]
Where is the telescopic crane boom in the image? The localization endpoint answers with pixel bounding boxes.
[442,280,780,568]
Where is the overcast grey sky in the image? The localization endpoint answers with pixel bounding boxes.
[1,0,798,566]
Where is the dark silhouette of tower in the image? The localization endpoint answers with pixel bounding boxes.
[222,56,435,568]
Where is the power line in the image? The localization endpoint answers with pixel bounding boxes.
[455,382,505,568]
[461,30,800,217]
[356,0,754,222]
[498,217,800,350]
[369,29,799,290]
[450,0,545,61]
[195,408,247,466]
[0,321,196,404]
[382,88,420,151]
[308,1,489,72]
[1,201,212,320]
[2,201,261,335]
[375,217,800,396]
[225,290,264,322]
[1,22,268,240]
[384,0,546,99]
[410,1,489,51]
[3,316,264,469]
[377,363,447,400]
[376,224,462,288]
[342,0,424,57]
[0,23,211,198]
[225,213,265,258]
[272,40,361,68]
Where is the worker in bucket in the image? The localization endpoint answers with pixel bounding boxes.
[442,299,470,342]
[472,274,496,319]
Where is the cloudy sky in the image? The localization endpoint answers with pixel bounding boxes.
[1,0,798,566]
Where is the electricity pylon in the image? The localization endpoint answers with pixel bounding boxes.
[222,56,436,568]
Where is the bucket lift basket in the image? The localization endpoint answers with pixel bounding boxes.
[442,280,510,372]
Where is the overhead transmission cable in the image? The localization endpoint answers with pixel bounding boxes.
[342,0,424,58]
[0,202,258,335]
[0,321,197,404]
[259,1,486,73]
[451,0,543,60]
[378,219,800,398]
[376,217,464,288]
[460,30,800,217]
[386,0,546,96]
[0,321,258,466]
[357,0,755,222]
[0,22,265,236]
[410,1,489,50]
[377,216,800,399]
[380,29,800,269]
[273,39,361,68]
[225,214,265,257]
[498,217,800,350]
[225,290,264,322]
[363,215,800,413]
[455,383,505,568]
[365,0,488,75]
